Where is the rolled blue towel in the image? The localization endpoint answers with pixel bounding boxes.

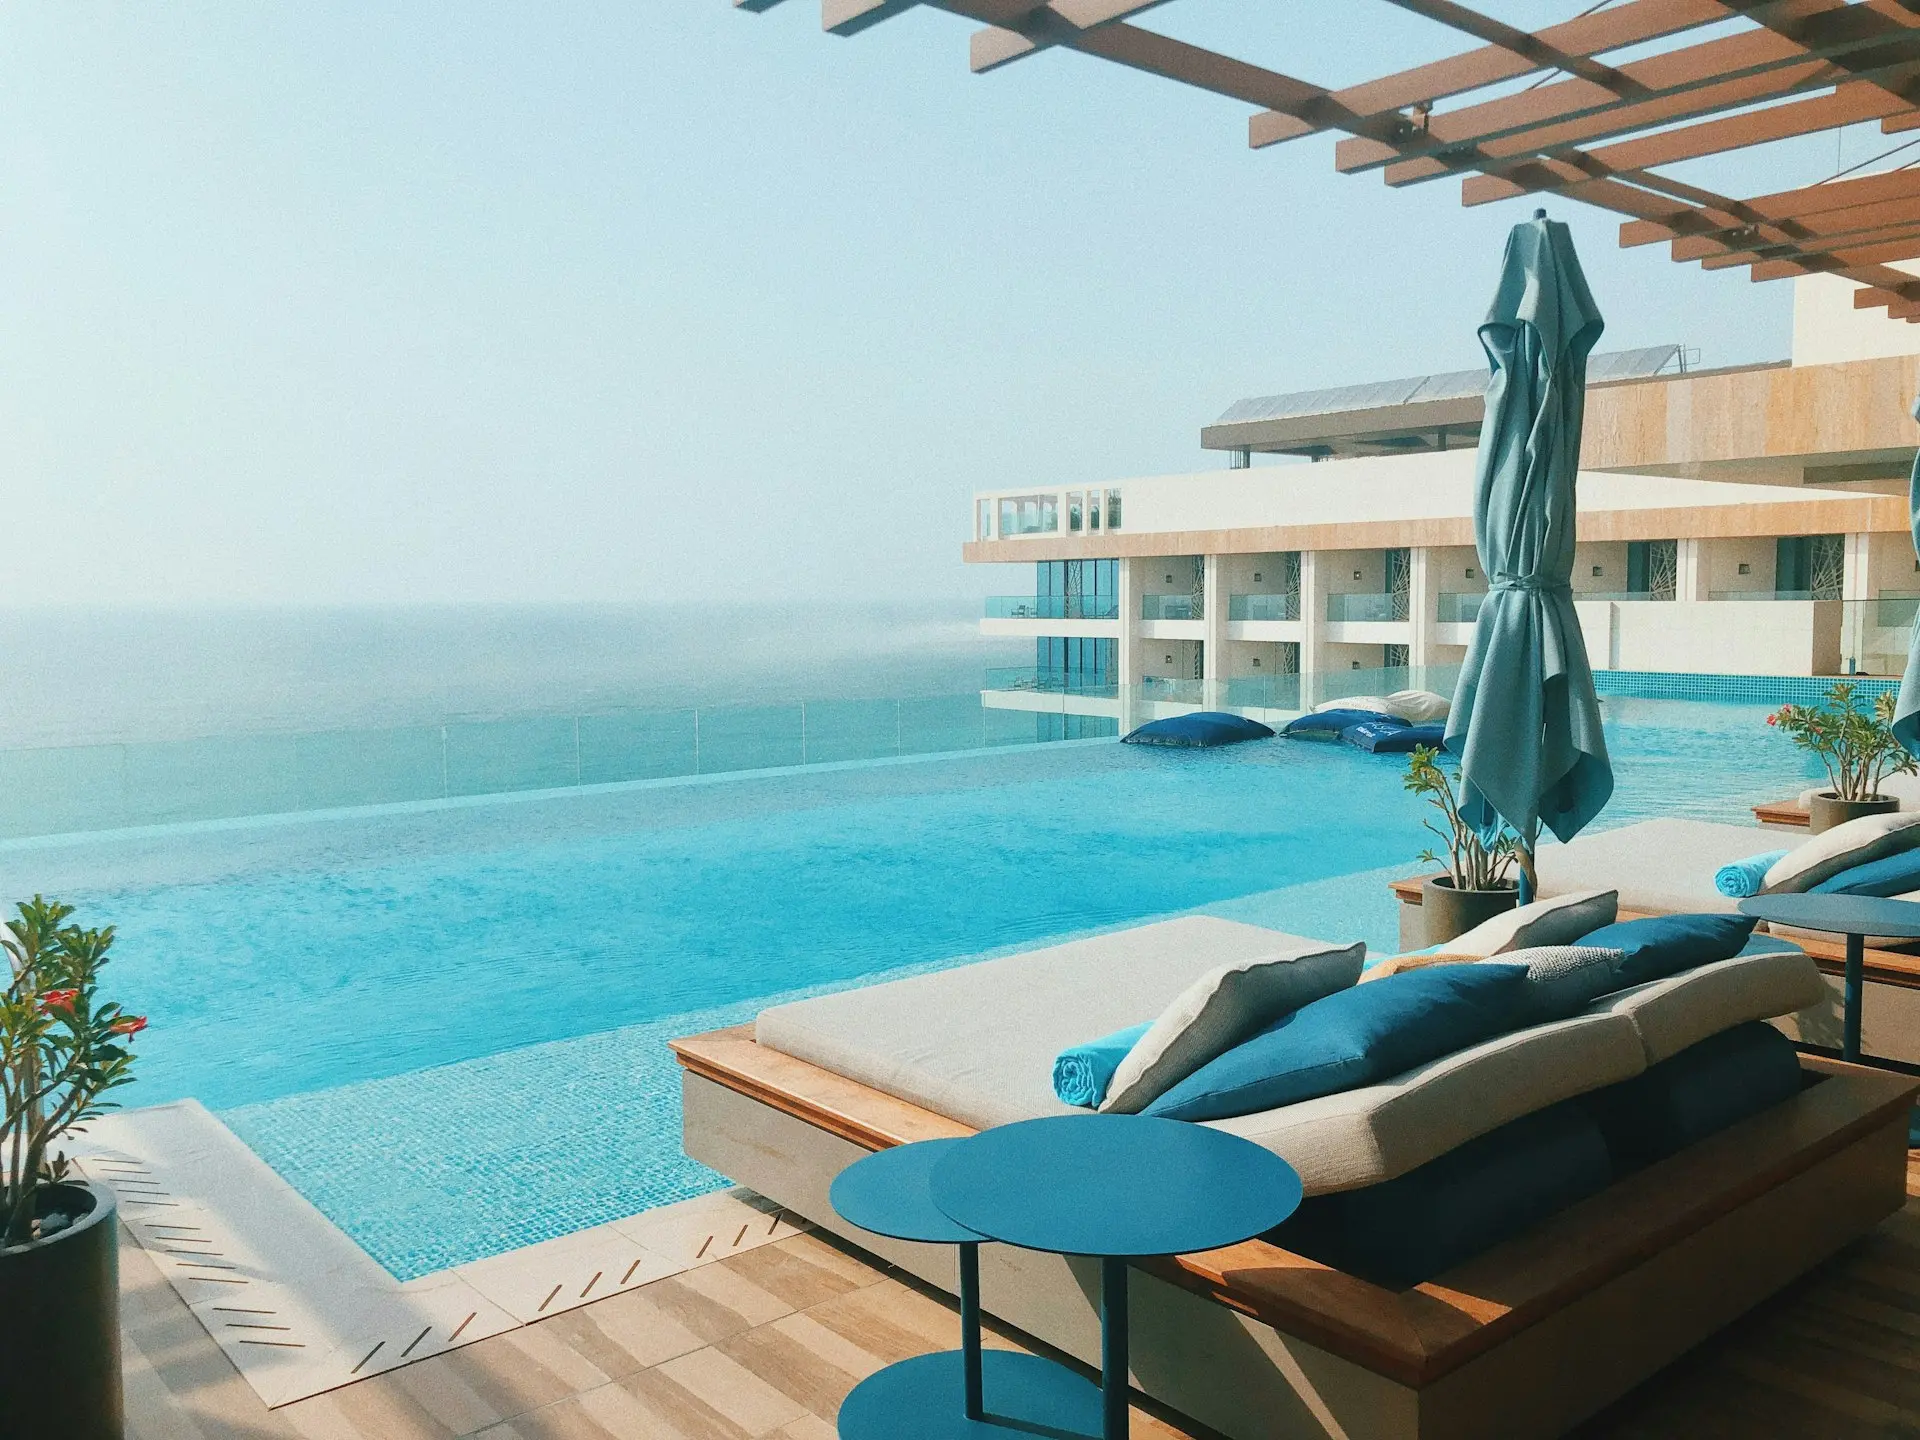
[1052,1022,1152,1108]
[1714,851,1788,899]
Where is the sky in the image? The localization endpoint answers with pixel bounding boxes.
[0,2,1885,607]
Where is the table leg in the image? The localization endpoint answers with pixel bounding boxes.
[1101,1257,1128,1440]
[958,1241,982,1421]
[1845,931,1865,1064]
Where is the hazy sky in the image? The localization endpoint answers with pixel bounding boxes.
[0,3,1873,606]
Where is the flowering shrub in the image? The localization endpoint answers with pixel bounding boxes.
[2,897,144,1247]
[1768,683,1917,804]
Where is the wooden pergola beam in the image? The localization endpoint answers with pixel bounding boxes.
[968,0,1170,74]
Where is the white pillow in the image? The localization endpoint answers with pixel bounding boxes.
[1312,694,1394,716]
[1761,811,1920,894]
[1099,942,1365,1114]
[1382,690,1450,725]
[1441,889,1619,958]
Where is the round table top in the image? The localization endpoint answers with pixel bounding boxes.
[830,1140,983,1245]
[928,1114,1301,1259]
[1739,893,1920,940]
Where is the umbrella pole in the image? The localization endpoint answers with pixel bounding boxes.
[1517,821,1538,906]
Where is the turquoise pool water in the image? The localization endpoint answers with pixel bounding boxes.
[8,696,1819,1278]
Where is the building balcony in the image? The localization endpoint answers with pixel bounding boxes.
[1141,593,1202,621]
[981,667,1119,698]
[1325,592,1409,623]
[1228,593,1300,622]
[984,595,1120,621]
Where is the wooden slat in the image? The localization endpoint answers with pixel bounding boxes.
[968,0,1170,74]
[1754,800,1814,827]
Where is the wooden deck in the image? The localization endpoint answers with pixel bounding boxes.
[123,1157,1920,1439]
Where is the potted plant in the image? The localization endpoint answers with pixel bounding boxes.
[2,896,145,1440]
[1405,744,1521,943]
[1768,682,1918,834]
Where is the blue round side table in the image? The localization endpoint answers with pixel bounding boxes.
[931,1114,1303,1440]
[1739,894,1920,1062]
[829,1140,1101,1438]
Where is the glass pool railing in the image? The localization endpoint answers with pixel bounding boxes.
[1227,593,1299,622]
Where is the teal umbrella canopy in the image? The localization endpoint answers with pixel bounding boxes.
[1444,214,1614,847]
[1895,392,1920,757]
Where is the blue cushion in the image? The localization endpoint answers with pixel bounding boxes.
[1581,1022,1802,1169]
[1810,848,1920,898]
[1272,1102,1611,1288]
[1340,720,1448,754]
[1577,913,1757,989]
[1142,965,1530,1123]
[1282,708,1407,739]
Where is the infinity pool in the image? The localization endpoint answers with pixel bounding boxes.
[6,696,1818,1277]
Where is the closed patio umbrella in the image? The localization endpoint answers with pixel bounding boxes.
[1893,395,1920,756]
[1444,212,1614,899]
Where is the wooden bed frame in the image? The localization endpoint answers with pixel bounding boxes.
[673,1025,1916,1440]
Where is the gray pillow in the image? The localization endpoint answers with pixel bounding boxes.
[1099,942,1365,1114]
[1486,945,1625,1022]
[1761,810,1920,894]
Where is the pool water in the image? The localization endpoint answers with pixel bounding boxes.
[7,696,1819,1278]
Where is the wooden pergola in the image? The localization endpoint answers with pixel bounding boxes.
[739,0,1920,318]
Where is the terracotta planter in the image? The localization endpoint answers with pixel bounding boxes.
[1807,791,1898,835]
[0,1180,122,1440]
[1421,875,1519,946]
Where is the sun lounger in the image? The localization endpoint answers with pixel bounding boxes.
[675,915,1910,1440]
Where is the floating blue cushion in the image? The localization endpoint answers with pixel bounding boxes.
[1581,1022,1802,1169]
[1143,964,1529,1123]
[1341,720,1447,754]
[1122,712,1274,748]
[1282,708,1407,739]
[1272,1101,1612,1288]
[1810,847,1920,898]
[1576,913,1757,989]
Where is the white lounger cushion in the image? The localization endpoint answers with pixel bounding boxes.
[1100,942,1365,1115]
[1533,819,1788,915]
[1586,948,1827,1065]
[1209,1009,1646,1195]
[1441,888,1618,957]
[1761,810,1920,894]
[756,916,1325,1131]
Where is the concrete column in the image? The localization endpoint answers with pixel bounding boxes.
[1675,538,1710,601]
[1844,533,1872,673]
[1202,554,1228,707]
[1117,558,1140,729]
[1299,550,1326,709]
[1409,546,1439,681]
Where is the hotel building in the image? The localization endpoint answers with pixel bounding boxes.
[969,271,1920,734]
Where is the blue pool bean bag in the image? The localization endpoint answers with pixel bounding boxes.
[1340,720,1447,754]
[1575,913,1757,989]
[1810,847,1920,897]
[1142,964,1529,1122]
[1123,712,1274,748]
[1282,709,1406,739]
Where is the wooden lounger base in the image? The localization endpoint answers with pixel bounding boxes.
[673,1027,1915,1440]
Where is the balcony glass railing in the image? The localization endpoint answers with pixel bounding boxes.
[1227,593,1299,622]
[1138,676,1205,704]
[1324,592,1407,623]
[1573,590,1674,602]
[1141,594,1203,621]
[1707,589,1825,602]
[984,595,1120,620]
[982,667,1120,698]
[1436,591,1485,624]
[1840,596,1918,677]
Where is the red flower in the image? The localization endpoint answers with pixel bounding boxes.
[1767,714,1777,726]
[39,988,79,1013]
[108,1015,147,1037]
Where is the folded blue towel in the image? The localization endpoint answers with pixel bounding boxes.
[1052,1022,1152,1108]
[1714,851,1788,899]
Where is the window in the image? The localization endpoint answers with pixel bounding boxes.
[1106,490,1122,530]
[1088,489,1101,530]
[977,499,993,541]
[999,494,1059,536]
[1068,492,1084,532]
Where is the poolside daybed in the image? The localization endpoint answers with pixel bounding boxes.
[673,915,1914,1440]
